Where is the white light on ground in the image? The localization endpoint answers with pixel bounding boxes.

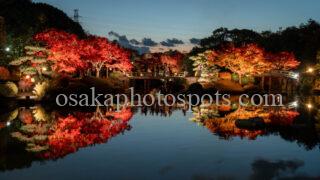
[5,47,10,52]
[6,121,11,126]
[42,67,47,71]
[25,75,31,79]
[31,78,35,83]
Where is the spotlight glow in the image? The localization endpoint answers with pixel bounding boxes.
[306,103,312,109]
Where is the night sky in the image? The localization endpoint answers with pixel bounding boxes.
[34,0,320,41]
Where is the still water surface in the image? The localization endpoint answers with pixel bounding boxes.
[0,97,320,180]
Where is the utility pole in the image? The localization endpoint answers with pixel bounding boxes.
[74,9,80,23]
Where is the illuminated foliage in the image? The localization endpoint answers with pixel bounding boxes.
[160,52,184,73]
[190,51,219,84]
[35,29,132,77]
[206,44,273,83]
[81,36,132,77]
[265,51,300,71]
[34,29,86,74]
[193,43,300,84]
[193,106,299,140]
[0,66,10,80]
[11,107,133,160]
[10,46,50,76]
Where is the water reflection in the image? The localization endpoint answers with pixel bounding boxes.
[189,96,320,150]
[0,106,132,171]
[0,96,320,174]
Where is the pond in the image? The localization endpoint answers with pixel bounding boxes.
[0,96,320,180]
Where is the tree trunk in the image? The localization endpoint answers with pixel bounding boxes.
[239,74,242,84]
[96,67,101,78]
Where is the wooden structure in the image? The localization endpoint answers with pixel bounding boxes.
[128,74,185,92]
[257,70,299,93]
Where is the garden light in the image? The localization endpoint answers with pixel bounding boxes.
[5,47,10,52]
[307,67,314,73]
[292,73,299,79]
[306,103,312,109]
[289,101,298,108]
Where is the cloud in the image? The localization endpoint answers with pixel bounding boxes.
[108,31,120,38]
[160,38,184,47]
[141,38,157,46]
[108,31,129,44]
[108,31,149,54]
[190,38,201,45]
[107,30,196,54]
[129,39,140,45]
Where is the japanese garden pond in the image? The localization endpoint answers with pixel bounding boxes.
[0,96,320,180]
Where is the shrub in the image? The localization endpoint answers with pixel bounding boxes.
[231,73,239,82]
[33,81,50,100]
[0,82,18,97]
[242,76,249,85]
[0,66,10,80]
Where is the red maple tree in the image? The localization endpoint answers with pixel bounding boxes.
[80,36,132,77]
[34,29,86,74]
[160,52,184,73]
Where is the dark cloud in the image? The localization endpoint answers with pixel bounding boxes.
[190,38,201,45]
[129,39,140,45]
[141,38,157,46]
[108,31,149,54]
[108,31,129,44]
[108,31,194,54]
[160,38,184,47]
[108,31,120,38]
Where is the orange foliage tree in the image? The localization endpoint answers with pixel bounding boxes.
[265,52,300,71]
[205,44,300,84]
[206,44,273,83]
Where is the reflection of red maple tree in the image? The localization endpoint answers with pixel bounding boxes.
[38,108,132,159]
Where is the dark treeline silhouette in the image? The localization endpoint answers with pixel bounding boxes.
[191,19,320,69]
[0,0,86,63]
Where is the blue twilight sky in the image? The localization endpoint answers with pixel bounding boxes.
[34,0,320,42]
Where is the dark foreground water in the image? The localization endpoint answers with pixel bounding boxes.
[0,97,320,180]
